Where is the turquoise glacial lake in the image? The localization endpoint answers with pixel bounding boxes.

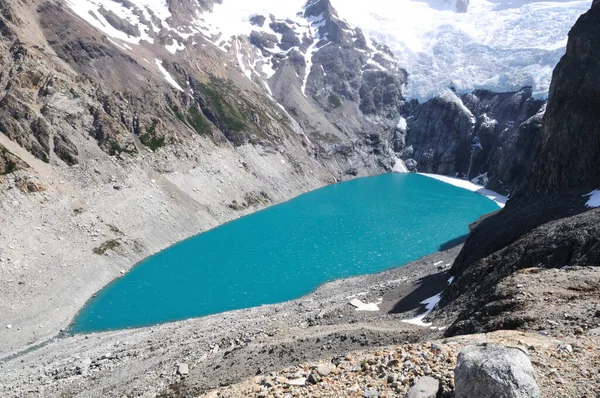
[70,173,499,333]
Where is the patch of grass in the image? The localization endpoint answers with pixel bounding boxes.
[227,200,246,211]
[139,123,165,151]
[199,82,247,132]
[244,191,271,206]
[93,239,121,255]
[0,147,20,175]
[328,94,342,109]
[4,158,16,174]
[108,140,136,157]
[187,106,211,136]
[172,104,186,123]
[140,133,165,151]
[227,192,271,211]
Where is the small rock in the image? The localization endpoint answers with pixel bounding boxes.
[307,372,321,384]
[347,384,360,393]
[6,324,12,329]
[362,389,379,398]
[286,378,306,386]
[317,362,336,376]
[178,363,189,376]
[558,344,573,353]
[407,376,440,398]
[574,326,584,335]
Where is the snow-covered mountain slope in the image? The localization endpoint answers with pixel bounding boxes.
[334,0,591,99]
[64,0,590,100]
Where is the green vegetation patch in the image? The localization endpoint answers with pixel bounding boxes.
[0,146,25,175]
[171,104,186,123]
[187,106,212,136]
[140,124,166,151]
[198,81,247,132]
[108,140,136,157]
[227,191,271,211]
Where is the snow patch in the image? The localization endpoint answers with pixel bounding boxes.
[420,173,507,208]
[301,15,328,96]
[584,190,600,208]
[439,88,475,121]
[397,116,407,132]
[65,0,164,45]
[402,292,442,327]
[155,59,184,92]
[349,298,382,312]
[392,158,409,173]
[166,41,185,54]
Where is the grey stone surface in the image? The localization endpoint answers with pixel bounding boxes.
[454,343,541,398]
[406,376,440,398]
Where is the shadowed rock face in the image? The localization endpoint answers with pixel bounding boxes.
[439,2,600,336]
[523,1,600,197]
[404,88,545,195]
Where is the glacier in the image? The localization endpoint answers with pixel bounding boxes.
[64,0,591,100]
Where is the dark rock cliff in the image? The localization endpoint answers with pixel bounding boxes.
[403,88,545,195]
[524,2,600,197]
[438,1,600,336]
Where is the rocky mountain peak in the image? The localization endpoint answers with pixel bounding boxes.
[450,0,470,13]
[304,0,337,19]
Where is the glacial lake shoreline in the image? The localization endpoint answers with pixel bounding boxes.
[69,173,501,334]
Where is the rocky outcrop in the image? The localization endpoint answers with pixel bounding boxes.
[441,208,600,336]
[454,343,540,398]
[0,144,26,175]
[403,87,545,195]
[438,1,600,336]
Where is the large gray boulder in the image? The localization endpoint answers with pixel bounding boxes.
[454,343,540,398]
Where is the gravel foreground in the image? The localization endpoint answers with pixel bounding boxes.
[2,242,599,398]
[0,246,460,397]
[201,330,600,398]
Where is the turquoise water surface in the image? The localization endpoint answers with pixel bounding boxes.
[70,173,499,333]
